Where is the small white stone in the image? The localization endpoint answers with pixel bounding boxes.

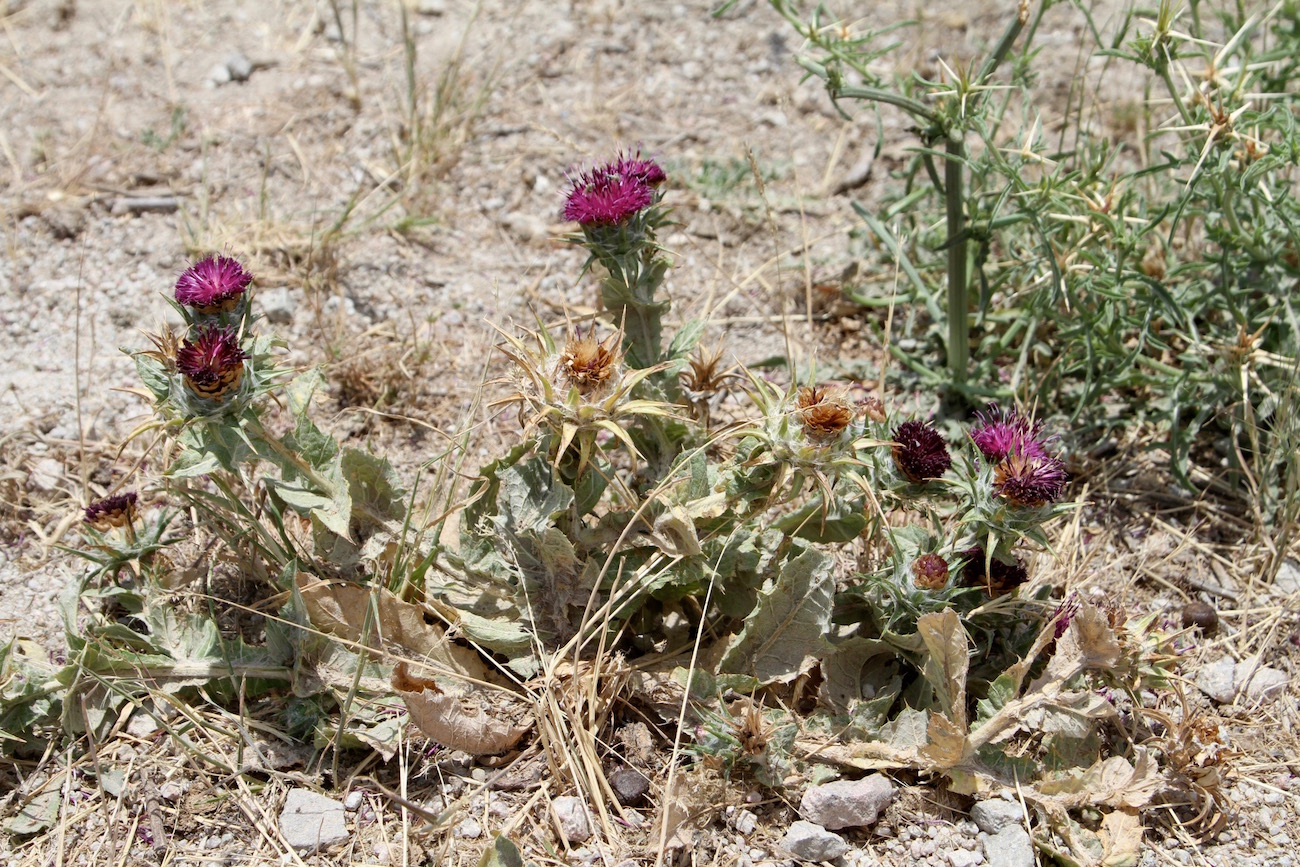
[343,790,363,811]
[29,458,63,492]
[551,796,592,844]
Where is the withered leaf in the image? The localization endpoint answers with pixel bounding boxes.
[393,665,533,757]
[299,576,488,680]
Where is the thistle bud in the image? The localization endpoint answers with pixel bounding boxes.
[891,420,951,483]
[558,329,622,394]
[176,325,248,401]
[795,386,855,443]
[911,553,950,590]
[84,491,138,531]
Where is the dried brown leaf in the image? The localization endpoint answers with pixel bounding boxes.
[298,577,488,679]
[1098,808,1143,867]
[393,662,533,756]
[1032,749,1162,810]
[917,609,968,725]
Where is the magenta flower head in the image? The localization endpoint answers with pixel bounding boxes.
[993,451,1069,507]
[175,254,253,313]
[961,546,1029,596]
[613,151,667,187]
[891,420,952,483]
[564,168,654,226]
[176,325,248,400]
[970,405,1048,463]
[84,491,138,531]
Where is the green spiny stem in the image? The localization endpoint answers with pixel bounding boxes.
[975,3,1028,86]
[834,84,938,124]
[945,135,970,386]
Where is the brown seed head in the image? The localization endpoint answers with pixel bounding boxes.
[559,329,621,393]
[796,385,855,442]
[861,395,886,423]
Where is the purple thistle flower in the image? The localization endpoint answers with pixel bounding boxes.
[563,169,654,226]
[891,420,951,483]
[993,452,1069,507]
[175,254,253,312]
[613,151,666,187]
[969,405,1048,463]
[960,546,1029,596]
[84,491,138,531]
[176,325,248,400]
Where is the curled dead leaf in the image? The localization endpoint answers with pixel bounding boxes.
[298,576,488,680]
[393,663,533,757]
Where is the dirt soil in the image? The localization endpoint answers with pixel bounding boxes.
[2,0,1298,865]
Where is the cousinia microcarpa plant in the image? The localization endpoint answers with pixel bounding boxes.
[432,153,1076,703]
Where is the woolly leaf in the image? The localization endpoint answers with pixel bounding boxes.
[719,544,834,684]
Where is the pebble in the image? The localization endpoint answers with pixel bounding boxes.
[781,820,849,862]
[343,790,363,811]
[259,287,296,325]
[1196,657,1237,703]
[278,788,350,852]
[551,796,592,844]
[41,206,86,240]
[799,774,895,830]
[610,766,649,806]
[949,849,984,867]
[1274,559,1300,595]
[732,809,758,835]
[981,826,1034,867]
[970,799,1024,834]
[209,51,253,86]
[28,457,63,492]
[1239,666,1289,703]
[455,817,482,839]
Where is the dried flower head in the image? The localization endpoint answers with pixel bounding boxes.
[175,254,253,313]
[861,395,886,424]
[969,405,1047,463]
[84,491,138,531]
[564,168,654,226]
[558,329,622,394]
[911,553,950,590]
[1052,594,1082,639]
[961,546,1029,596]
[891,420,951,483]
[796,385,855,443]
[176,325,248,400]
[680,344,734,397]
[993,451,1069,507]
